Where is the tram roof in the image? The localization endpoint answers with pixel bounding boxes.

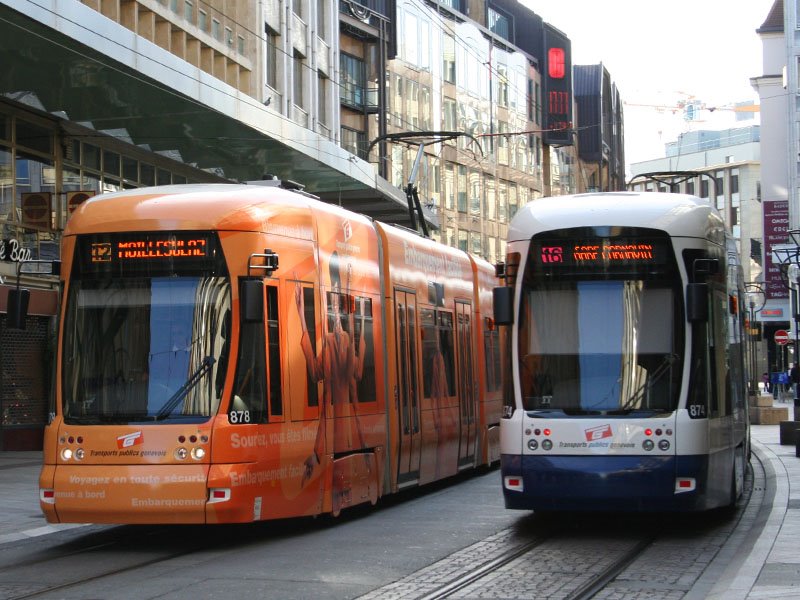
[509,192,726,243]
[63,184,380,236]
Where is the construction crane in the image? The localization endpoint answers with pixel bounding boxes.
[623,97,759,121]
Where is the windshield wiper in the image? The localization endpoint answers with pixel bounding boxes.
[621,354,678,411]
[154,356,215,421]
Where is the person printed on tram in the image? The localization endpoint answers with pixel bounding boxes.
[295,251,366,484]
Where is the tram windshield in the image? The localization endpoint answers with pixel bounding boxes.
[518,231,683,416]
[62,233,231,424]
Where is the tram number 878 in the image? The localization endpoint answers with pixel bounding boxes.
[229,410,252,424]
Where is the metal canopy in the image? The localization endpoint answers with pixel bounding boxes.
[0,1,423,229]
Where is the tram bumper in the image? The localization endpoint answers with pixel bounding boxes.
[40,464,210,524]
[501,454,710,512]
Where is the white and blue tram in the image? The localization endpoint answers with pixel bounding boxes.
[494,192,750,511]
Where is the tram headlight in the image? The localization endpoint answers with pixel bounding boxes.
[174,447,188,460]
[541,439,553,451]
[61,448,73,461]
[191,447,206,460]
[658,440,671,451]
[527,439,539,451]
[74,448,85,461]
[642,439,655,451]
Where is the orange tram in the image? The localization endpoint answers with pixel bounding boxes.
[37,182,502,524]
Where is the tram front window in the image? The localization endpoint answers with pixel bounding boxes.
[519,280,681,415]
[62,276,231,424]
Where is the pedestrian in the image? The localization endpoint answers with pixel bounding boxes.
[791,363,800,400]
[762,372,771,394]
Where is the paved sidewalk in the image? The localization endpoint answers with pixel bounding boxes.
[0,424,798,598]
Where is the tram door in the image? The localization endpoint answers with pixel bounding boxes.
[456,301,477,468]
[395,289,421,485]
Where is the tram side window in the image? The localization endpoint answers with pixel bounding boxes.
[300,286,320,408]
[711,288,731,417]
[421,309,440,399]
[266,286,283,418]
[484,318,501,393]
[420,310,456,397]
[354,296,376,404]
[231,281,267,424]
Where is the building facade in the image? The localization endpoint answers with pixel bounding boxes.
[0,0,624,448]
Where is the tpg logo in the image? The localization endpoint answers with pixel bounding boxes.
[584,425,612,442]
[117,431,143,449]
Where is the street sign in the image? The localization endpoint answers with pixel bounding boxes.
[775,329,791,345]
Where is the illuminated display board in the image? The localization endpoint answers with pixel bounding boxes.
[533,238,668,270]
[76,232,225,276]
[91,236,209,263]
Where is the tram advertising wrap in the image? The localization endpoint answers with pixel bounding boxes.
[37,183,501,524]
[495,192,750,512]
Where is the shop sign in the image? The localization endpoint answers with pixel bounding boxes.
[0,238,33,263]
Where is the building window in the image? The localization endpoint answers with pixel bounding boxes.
[317,0,326,37]
[469,169,481,215]
[488,7,511,41]
[266,27,278,90]
[443,97,457,131]
[458,230,468,252]
[293,52,305,106]
[497,64,509,108]
[457,165,467,213]
[444,162,455,210]
[400,8,430,70]
[212,19,221,41]
[340,53,365,108]
[341,127,367,160]
[225,26,234,47]
[471,231,481,255]
[238,35,245,55]
[443,34,456,84]
[318,73,328,127]
[184,0,193,23]
[199,10,207,31]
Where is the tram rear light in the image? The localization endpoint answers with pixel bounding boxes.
[645,428,653,436]
[675,478,696,493]
[208,488,231,503]
[504,476,524,492]
[543,428,551,436]
[40,489,55,504]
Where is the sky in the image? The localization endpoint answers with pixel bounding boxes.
[525,0,774,171]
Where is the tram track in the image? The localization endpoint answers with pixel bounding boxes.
[405,530,658,600]
[367,457,759,600]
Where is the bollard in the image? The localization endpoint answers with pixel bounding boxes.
[796,428,800,458]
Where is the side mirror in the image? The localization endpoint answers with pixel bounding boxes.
[686,283,708,323]
[6,288,30,330]
[241,279,264,323]
[493,286,514,326]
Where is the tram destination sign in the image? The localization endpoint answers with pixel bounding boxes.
[76,231,222,275]
[534,238,668,268]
